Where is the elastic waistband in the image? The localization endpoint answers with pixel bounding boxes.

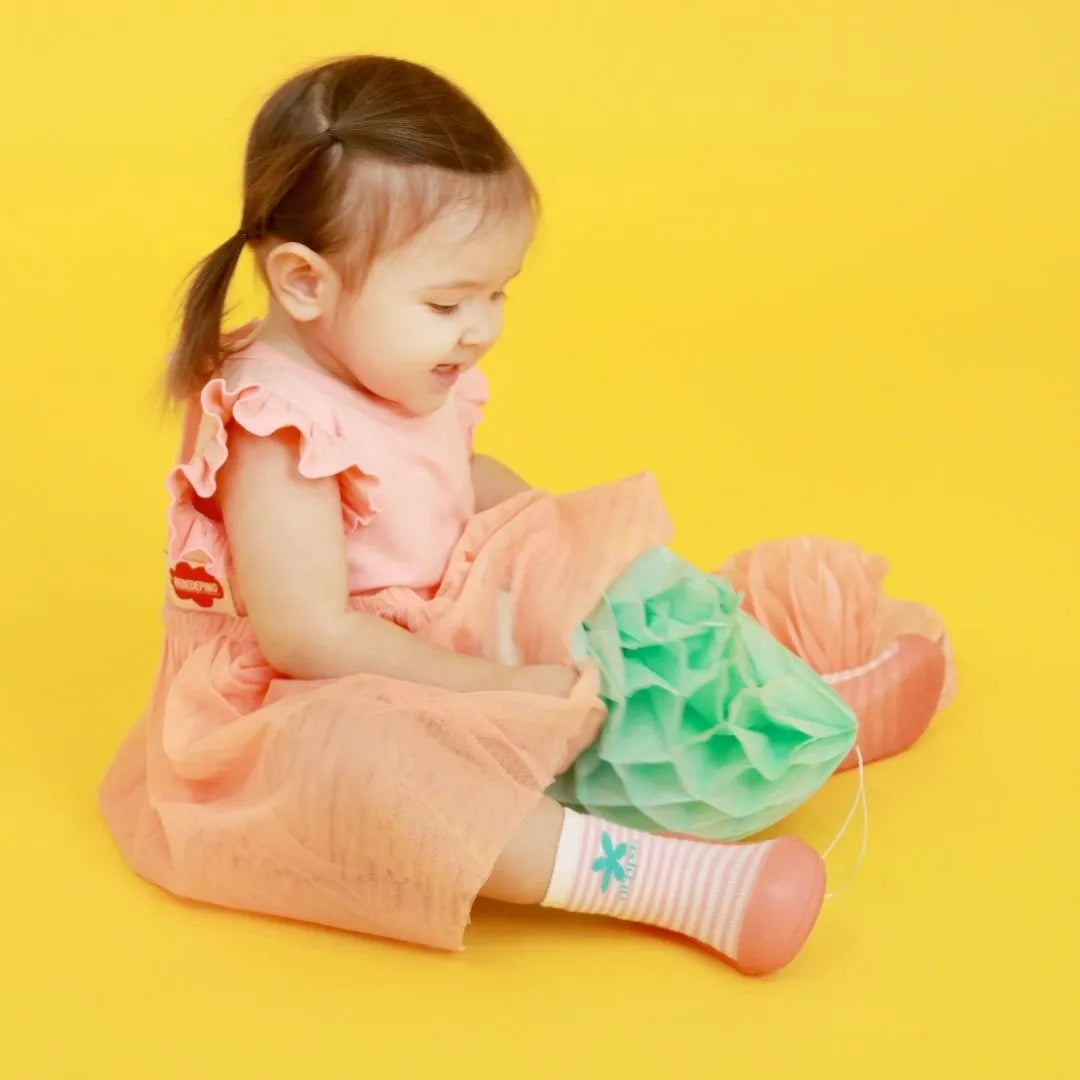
[163,601,250,640]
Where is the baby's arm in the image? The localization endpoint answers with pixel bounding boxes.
[219,426,572,694]
[472,454,530,511]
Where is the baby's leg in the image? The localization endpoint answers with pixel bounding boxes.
[481,798,826,975]
[482,795,565,904]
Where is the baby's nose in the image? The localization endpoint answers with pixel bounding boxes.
[459,304,503,349]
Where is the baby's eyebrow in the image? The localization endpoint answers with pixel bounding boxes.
[429,279,485,290]
[426,268,522,290]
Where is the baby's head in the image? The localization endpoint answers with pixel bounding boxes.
[170,56,536,414]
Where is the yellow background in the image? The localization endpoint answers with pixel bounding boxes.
[2,2,1077,1076]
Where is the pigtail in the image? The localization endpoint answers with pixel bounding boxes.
[166,230,249,401]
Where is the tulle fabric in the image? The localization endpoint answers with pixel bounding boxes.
[100,476,673,950]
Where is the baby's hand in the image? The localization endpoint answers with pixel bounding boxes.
[509,664,578,699]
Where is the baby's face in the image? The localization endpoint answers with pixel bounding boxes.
[332,202,534,415]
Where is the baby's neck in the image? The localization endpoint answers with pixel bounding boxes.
[255,304,363,393]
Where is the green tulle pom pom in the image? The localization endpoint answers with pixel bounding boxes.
[548,547,857,839]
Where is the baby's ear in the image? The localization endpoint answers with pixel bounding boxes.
[263,242,339,322]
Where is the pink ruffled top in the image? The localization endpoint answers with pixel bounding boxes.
[166,339,489,610]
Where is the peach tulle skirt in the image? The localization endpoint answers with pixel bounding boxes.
[100,477,672,950]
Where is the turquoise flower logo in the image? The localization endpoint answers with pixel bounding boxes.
[592,832,628,893]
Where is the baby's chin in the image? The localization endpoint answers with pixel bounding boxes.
[393,382,456,417]
[356,370,454,416]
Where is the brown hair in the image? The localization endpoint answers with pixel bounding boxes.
[167,55,536,400]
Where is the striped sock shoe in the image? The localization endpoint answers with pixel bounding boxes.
[541,809,826,975]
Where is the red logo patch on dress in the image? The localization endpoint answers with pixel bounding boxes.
[170,561,225,608]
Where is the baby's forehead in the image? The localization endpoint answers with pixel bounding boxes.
[389,203,533,281]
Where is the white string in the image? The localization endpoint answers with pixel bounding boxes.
[822,744,869,899]
[494,590,520,666]
[821,641,899,686]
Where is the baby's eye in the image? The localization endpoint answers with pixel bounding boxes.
[427,302,460,316]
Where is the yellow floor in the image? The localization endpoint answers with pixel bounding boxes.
[3,3,1077,1076]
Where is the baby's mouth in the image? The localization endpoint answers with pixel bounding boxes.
[432,362,464,384]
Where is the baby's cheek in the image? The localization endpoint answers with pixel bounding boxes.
[415,321,460,363]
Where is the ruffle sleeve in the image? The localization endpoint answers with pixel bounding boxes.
[166,367,380,576]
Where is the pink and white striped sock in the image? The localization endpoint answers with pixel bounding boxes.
[541,809,826,975]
